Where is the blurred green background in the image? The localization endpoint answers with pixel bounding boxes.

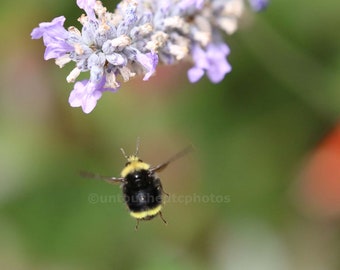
[1,0,340,269]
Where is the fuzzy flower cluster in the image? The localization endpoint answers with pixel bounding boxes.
[31,0,268,113]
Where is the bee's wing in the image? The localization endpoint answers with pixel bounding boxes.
[80,171,125,184]
[150,145,194,173]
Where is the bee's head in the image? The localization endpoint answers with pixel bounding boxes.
[126,155,142,165]
[120,138,149,178]
[120,154,149,178]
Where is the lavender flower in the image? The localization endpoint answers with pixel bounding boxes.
[31,16,73,60]
[188,42,231,83]
[31,0,267,113]
[248,0,269,12]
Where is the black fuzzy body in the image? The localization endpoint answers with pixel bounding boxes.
[122,169,163,220]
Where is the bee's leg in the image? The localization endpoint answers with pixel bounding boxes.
[159,211,167,225]
[135,219,140,231]
[161,186,169,197]
[155,178,169,197]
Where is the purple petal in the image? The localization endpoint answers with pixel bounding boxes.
[42,35,71,60]
[82,90,102,113]
[31,16,73,60]
[69,80,87,107]
[77,0,96,20]
[248,0,269,12]
[179,0,205,10]
[188,66,204,83]
[69,80,102,113]
[31,16,66,39]
[136,52,159,80]
[188,42,232,83]
[205,43,231,83]
[206,59,231,83]
[191,44,209,69]
[68,76,119,113]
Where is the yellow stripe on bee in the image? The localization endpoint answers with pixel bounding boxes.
[120,157,150,178]
[130,205,162,219]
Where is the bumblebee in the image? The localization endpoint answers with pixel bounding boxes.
[82,139,192,230]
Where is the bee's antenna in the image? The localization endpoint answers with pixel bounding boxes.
[120,147,128,159]
[135,137,140,156]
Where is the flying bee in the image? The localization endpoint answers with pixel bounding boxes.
[82,139,193,230]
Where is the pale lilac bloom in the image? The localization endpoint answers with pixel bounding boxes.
[32,0,267,113]
[248,0,268,11]
[76,0,96,20]
[179,0,205,9]
[188,43,231,83]
[31,16,73,60]
[69,77,114,114]
[136,52,159,80]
